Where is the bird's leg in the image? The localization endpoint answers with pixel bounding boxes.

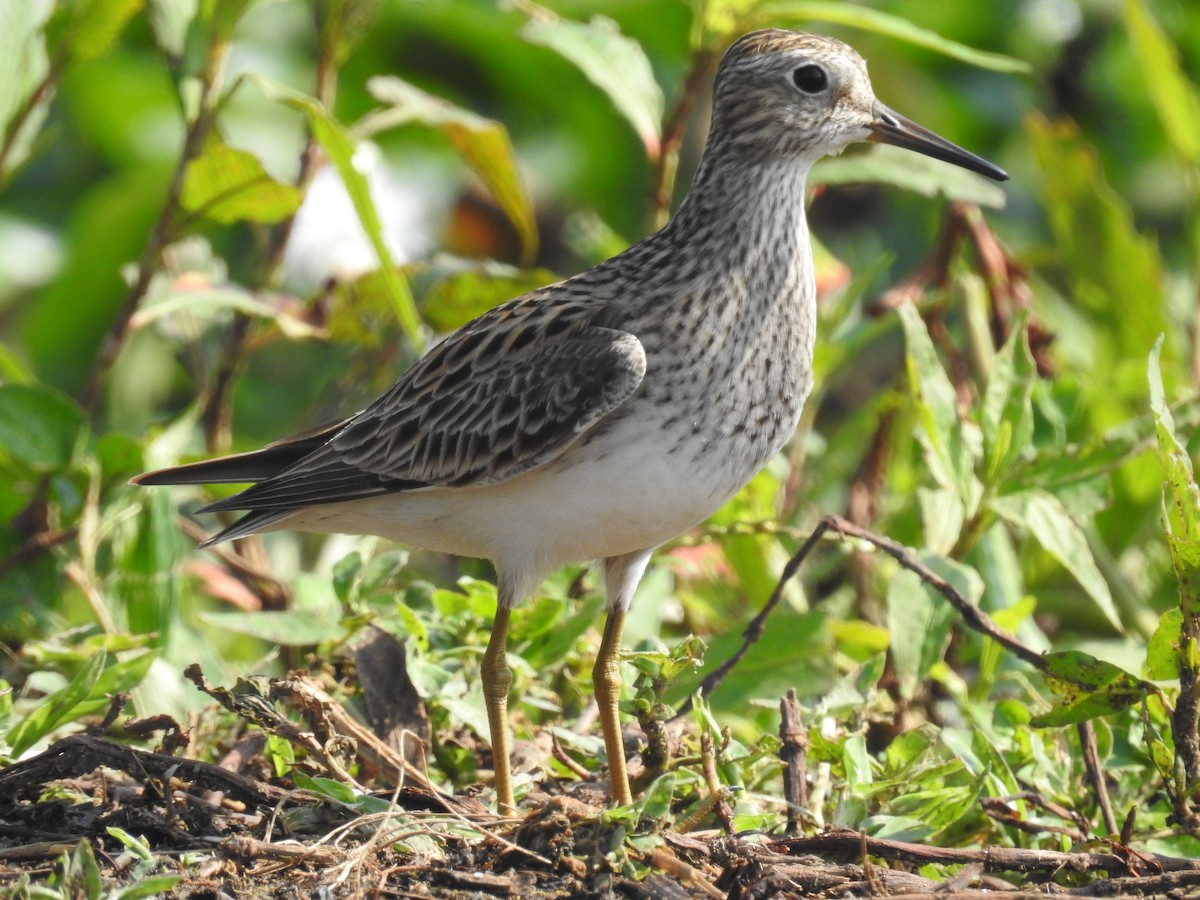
[481,604,516,814]
[593,607,632,805]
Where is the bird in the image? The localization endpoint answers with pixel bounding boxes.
[135,29,1007,813]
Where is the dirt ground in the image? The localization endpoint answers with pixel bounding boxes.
[3,732,1200,898]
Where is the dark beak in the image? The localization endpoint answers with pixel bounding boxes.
[868,101,1008,182]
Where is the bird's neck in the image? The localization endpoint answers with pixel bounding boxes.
[664,149,817,303]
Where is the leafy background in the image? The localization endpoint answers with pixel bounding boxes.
[2,0,1200,882]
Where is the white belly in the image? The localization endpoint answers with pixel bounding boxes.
[282,410,756,589]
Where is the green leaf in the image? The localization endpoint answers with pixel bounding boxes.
[519,11,664,160]
[133,284,323,339]
[988,489,1121,631]
[419,264,559,333]
[1123,0,1200,164]
[318,0,382,67]
[814,145,1007,208]
[0,2,51,181]
[1145,608,1184,681]
[113,876,185,900]
[106,826,153,862]
[887,569,955,701]
[252,74,422,350]
[6,651,107,756]
[898,303,982,514]
[362,75,538,267]
[0,383,87,470]
[752,2,1029,72]
[181,137,302,225]
[1028,115,1168,364]
[147,0,198,58]
[63,838,103,898]
[980,317,1036,489]
[885,776,984,834]
[50,0,145,65]
[1032,650,1153,727]
[200,608,341,646]
[1150,338,1200,619]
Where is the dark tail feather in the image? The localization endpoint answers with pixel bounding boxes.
[131,419,349,486]
[199,508,296,547]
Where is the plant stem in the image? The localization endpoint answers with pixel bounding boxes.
[77,35,231,416]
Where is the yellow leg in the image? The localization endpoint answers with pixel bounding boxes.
[593,608,633,806]
[481,604,516,814]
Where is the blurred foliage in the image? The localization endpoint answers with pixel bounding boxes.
[2,0,1200,870]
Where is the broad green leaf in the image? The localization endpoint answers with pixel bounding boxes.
[665,611,833,712]
[419,264,559,333]
[0,383,86,470]
[1145,608,1184,681]
[114,876,185,900]
[898,303,982,514]
[884,776,984,834]
[753,2,1029,73]
[88,650,158,705]
[252,75,422,351]
[181,137,302,225]
[1032,650,1153,727]
[887,569,955,701]
[520,12,664,161]
[317,0,382,67]
[6,651,106,756]
[0,1,51,181]
[147,0,198,58]
[695,0,759,41]
[814,145,1007,209]
[1123,0,1200,164]
[989,489,1121,631]
[199,609,342,645]
[50,0,145,64]
[980,317,1036,489]
[1028,115,1167,363]
[64,838,103,898]
[362,76,538,267]
[917,486,964,555]
[1149,337,1200,621]
[133,285,323,339]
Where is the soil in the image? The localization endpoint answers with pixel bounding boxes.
[2,733,1200,898]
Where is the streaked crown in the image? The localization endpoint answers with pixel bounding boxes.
[709,30,877,161]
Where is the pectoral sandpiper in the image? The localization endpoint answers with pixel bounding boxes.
[136,29,1007,812]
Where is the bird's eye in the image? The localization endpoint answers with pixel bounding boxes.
[792,64,828,94]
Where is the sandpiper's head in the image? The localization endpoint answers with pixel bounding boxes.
[712,29,1007,181]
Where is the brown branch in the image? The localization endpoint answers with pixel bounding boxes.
[0,65,58,184]
[699,729,736,834]
[199,24,338,453]
[672,516,831,720]
[771,830,1197,876]
[78,38,230,414]
[778,689,809,836]
[0,526,77,580]
[647,48,719,231]
[1078,720,1118,836]
[676,515,1047,721]
[0,734,298,808]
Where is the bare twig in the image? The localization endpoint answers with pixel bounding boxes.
[771,829,1195,876]
[647,47,719,231]
[1078,720,1119,836]
[200,16,339,452]
[699,729,736,834]
[79,37,230,414]
[677,515,1047,720]
[779,689,809,836]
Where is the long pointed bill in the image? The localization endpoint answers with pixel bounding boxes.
[868,101,1008,182]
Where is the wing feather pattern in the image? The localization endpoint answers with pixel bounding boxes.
[198,301,646,517]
